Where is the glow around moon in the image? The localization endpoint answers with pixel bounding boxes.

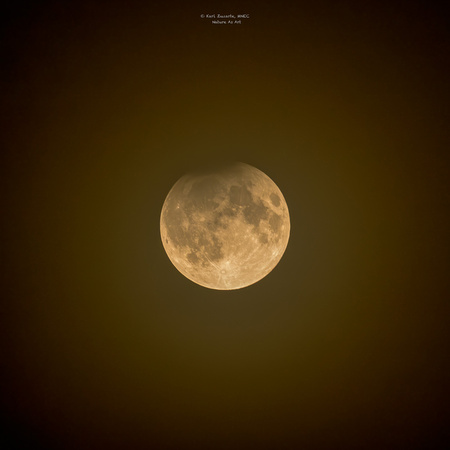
[160,162,290,290]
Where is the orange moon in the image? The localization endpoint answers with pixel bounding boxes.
[160,162,290,290]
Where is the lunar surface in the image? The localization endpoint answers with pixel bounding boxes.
[160,162,290,290]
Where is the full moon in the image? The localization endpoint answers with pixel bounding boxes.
[160,162,290,290]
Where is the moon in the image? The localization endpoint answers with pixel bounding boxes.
[160,162,290,290]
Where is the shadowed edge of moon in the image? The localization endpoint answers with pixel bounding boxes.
[160,162,290,290]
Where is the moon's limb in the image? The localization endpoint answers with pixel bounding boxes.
[160,162,290,290]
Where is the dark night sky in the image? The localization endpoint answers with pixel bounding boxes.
[1,1,449,449]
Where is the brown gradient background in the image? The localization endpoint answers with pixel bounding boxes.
[1,1,449,449]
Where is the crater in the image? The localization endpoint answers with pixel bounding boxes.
[229,185,252,206]
[223,207,236,217]
[214,211,230,229]
[243,201,269,227]
[204,235,224,262]
[270,193,280,207]
[187,252,199,264]
[269,213,282,233]
[164,208,185,247]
